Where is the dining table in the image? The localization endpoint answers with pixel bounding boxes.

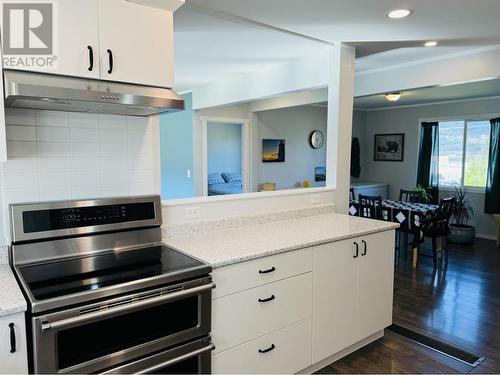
[349,199,439,267]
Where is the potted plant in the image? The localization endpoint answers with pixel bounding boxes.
[415,184,432,203]
[448,186,476,244]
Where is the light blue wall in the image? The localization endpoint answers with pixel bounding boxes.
[207,122,242,175]
[160,93,194,199]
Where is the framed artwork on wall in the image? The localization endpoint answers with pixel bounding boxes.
[374,133,405,161]
[262,139,285,162]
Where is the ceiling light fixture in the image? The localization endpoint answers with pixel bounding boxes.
[385,93,402,102]
[424,41,438,47]
[386,9,413,19]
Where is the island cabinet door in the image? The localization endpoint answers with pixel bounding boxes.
[312,239,359,364]
[356,231,395,338]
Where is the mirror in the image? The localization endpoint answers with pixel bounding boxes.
[159,90,329,200]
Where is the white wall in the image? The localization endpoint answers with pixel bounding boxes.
[255,105,327,189]
[0,109,159,246]
[353,97,500,238]
[207,121,242,175]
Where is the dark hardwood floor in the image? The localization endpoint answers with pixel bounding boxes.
[318,237,500,374]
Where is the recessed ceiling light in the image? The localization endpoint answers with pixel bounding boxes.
[424,41,438,47]
[386,9,413,19]
[385,93,402,102]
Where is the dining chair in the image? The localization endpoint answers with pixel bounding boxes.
[399,189,422,203]
[358,194,382,219]
[420,197,456,268]
[349,187,355,201]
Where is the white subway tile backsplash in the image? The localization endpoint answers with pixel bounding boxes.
[38,172,71,187]
[70,128,100,143]
[71,171,100,186]
[3,173,38,189]
[70,142,100,157]
[39,187,72,201]
[99,114,126,129]
[100,142,127,157]
[6,125,36,141]
[100,129,127,143]
[5,109,36,126]
[37,126,69,142]
[69,113,99,128]
[7,141,37,158]
[71,157,100,171]
[38,142,70,157]
[1,110,156,207]
[36,111,69,127]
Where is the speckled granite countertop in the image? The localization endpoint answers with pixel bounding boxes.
[165,213,399,268]
[0,265,27,317]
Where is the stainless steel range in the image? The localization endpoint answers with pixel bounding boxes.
[9,195,214,374]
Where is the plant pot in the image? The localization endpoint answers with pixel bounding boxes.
[448,223,476,244]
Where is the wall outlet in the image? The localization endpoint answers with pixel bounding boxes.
[185,206,201,219]
[186,169,191,178]
[310,194,321,204]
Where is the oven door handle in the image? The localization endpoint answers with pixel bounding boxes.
[40,282,215,332]
[134,342,214,374]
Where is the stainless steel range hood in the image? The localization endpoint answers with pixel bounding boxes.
[3,70,184,116]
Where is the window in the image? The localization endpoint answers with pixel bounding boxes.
[437,119,491,188]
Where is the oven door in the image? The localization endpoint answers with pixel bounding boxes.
[102,336,214,374]
[31,278,213,374]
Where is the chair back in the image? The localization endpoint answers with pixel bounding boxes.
[438,197,456,222]
[349,187,355,201]
[358,194,382,219]
[399,189,421,203]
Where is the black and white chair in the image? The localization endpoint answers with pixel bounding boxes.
[358,194,382,220]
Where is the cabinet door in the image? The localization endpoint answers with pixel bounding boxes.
[312,240,358,363]
[0,313,28,374]
[97,0,174,88]
[356,231,395,339]
[2,0,100,79]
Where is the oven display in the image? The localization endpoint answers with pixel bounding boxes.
[22,202,156,233]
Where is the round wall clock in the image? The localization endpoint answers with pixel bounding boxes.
[309,130,324,149]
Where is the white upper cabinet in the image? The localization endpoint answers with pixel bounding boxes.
[97,0,174,88]
[2,0,174,88]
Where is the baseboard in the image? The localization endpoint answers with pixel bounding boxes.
[476,233,496,241]
[298,330,384,374]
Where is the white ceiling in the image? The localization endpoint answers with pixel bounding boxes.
[354,77,500,110]
[174,0,500,90]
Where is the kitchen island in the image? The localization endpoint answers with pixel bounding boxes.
[165,210,398,374]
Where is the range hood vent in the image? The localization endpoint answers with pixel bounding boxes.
[3,70,184,116]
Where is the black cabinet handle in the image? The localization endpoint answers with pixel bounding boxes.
[87,46,93,71]
[353,242,359,258]
[361,240,367,256]
[9,323,16,353]
[258,295,275,303]
[258,344,275,354]
[107,49,113,74]
[259,266,276,274]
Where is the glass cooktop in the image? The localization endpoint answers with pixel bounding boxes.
[18,245,208,301]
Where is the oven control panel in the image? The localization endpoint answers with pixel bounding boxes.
[22,202,156,233]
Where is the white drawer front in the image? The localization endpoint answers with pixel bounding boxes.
[212,272,312,354]
[212,318,312,374]
[0,313,28,374]
[213,247,312,298]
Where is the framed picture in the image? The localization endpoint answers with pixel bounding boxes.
[374,133,405,161]
[315,166,326,182]
[262,139,285,162]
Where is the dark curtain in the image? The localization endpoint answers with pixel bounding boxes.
[351,137,361,178]
[485,118,500,214]
[416,121,439,204]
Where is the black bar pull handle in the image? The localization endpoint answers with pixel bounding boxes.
[87,46,93,71]
[258,344,275,354]
[353,242,359,258]
[361,240,367,256]
[259,266,276,274]
[107,49,113,74]
[258,295,275,303]
[9,323,16,353]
